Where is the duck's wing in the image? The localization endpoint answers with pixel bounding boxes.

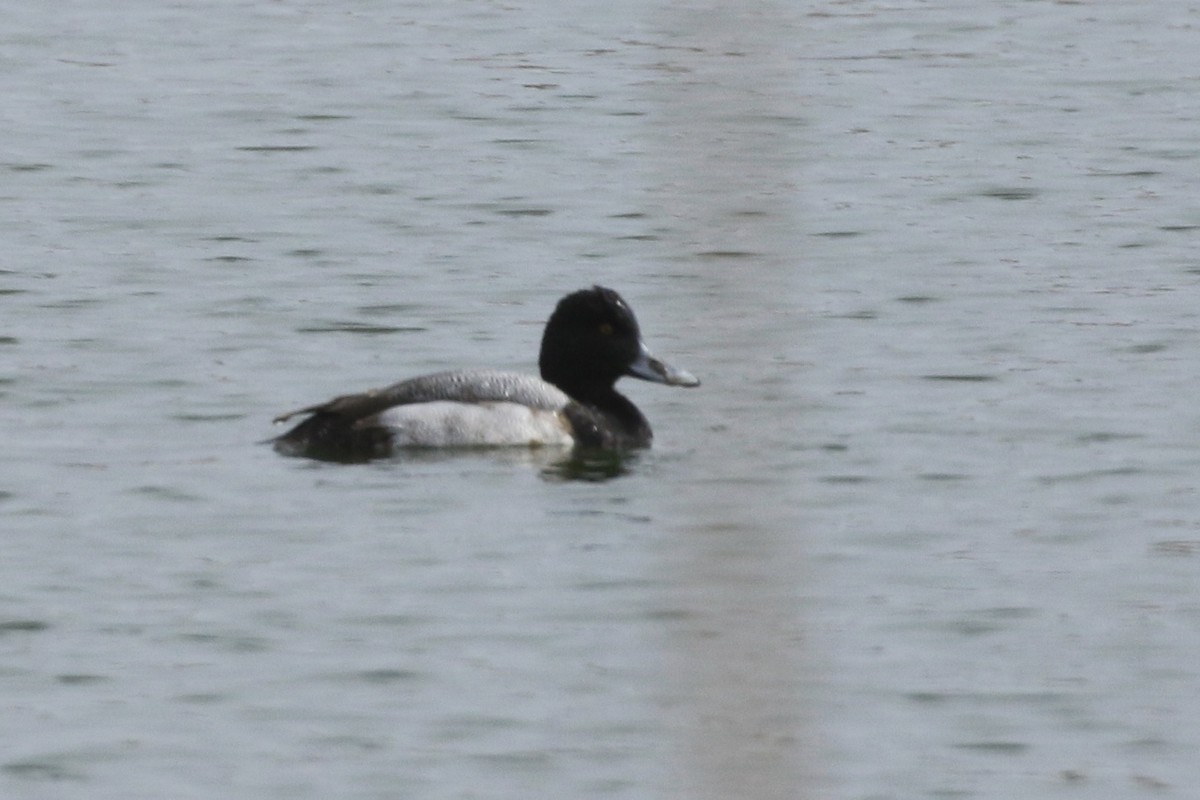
[271,370,573,462]
[273,369,569,426]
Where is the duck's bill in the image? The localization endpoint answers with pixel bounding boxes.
[627,342,700,387]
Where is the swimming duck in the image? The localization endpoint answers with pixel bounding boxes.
[272,286,699,460]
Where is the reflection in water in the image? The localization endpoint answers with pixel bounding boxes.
[273,440,636,483]
[643,2,812,798]
[541,448,635,482]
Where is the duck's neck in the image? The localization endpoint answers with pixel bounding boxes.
[575,384,652,448]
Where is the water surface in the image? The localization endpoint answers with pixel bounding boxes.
[3,2,1200,799]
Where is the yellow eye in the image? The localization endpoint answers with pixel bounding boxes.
[598,322,613,336]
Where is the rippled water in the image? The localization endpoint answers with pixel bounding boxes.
[4,2,1200,799]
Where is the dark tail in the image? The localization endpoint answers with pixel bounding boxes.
[271,411,393,463]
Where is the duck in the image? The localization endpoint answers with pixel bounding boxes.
[271,286,699,461]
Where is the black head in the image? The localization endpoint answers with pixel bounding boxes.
[538,286,643,395]
[538,285,699,399]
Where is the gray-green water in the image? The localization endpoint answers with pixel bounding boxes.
[4,2,1200,798]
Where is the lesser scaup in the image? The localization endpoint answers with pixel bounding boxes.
[272,286,699,461]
